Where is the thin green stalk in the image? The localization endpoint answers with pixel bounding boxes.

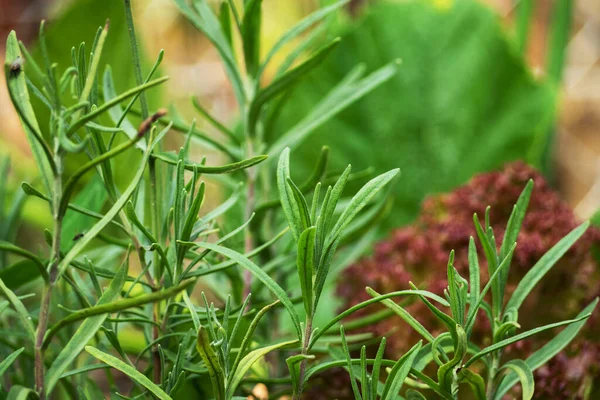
[35,150,63,399]
[42,279,194,349]
[294,318,313,400]
[486,353,500,398]
[242,139,257,301]
[123,0,162,385]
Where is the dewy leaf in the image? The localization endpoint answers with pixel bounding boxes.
[45,260,128,395]
[5,31,54,194]
[227,339,298,398]
[0,347,24,376]
[258,0,350,78]
[497,360,534,400]
[85,346,173,400]
[0,277,35,343]
[493,298,598,400]
[197,241,302,338]
[196,325,225,400]
[505,221,589,312]
[297,227,316,315]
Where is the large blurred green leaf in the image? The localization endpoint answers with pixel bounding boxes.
[275,0,556,229]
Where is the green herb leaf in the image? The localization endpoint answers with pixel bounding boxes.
[227,339,298,398]
[152,152,266,174]
[0,347,24,376]
[297,227,316,315]
[366,287,434,343]
[241,0,262,78]
[457,368,486,400]
[196,325,225,400]
[277,148,302,241]
[85,346,173,400]
[505,221,589,312]
[248,38,340,135]
[45,260,128,395]
[327,168,399,246]
[0,277,35,343]
[197,241,302,338]
[68,75,168,137]
[55,136,154,281]
[465,312,592,368]
[258,0,349,78]
[493,298,598,400]
[174,0,245,105]
[5,31,55,194]
[382,341,422,400]
[497,360,534,400]
[268,61,399,156]
[6,385,38,400]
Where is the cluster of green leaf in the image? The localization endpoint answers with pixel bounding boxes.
[331,182,596,399]
[0,0,593,399]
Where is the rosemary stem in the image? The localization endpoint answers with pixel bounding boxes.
[124,0,162,383]
[35,152,63,399]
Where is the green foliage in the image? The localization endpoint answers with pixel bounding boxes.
[276,0,558,229]
[0,0,591,399]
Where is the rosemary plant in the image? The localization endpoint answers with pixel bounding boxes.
[0,0,595,399]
